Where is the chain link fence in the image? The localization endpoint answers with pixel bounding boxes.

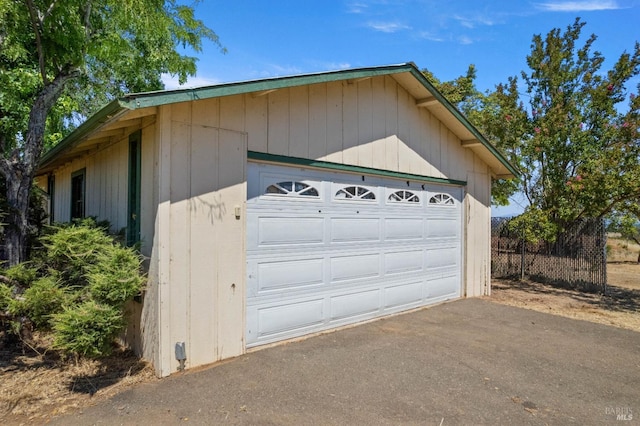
[491,217,608,293]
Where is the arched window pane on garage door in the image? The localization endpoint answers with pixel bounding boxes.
[429,193,455,205]
[266,181,319,197]
[388,190,420,203]
[335,185,376,200]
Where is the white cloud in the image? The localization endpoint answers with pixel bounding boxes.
[535,0,621,11]
[347,2,369,13]
[366,21,412,33]
[161,74,221,90]
[453,14,498,29]
[417,31,445,42]
[319,62,352,70]
[457,35,474,45]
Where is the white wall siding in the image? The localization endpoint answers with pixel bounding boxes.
[51,137,129,232]
[148,103,247,376]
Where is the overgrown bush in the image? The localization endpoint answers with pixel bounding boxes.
[0,218,145,357]
[10,276,69,328]
[52,301,125,357]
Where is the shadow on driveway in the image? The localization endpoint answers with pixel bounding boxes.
[49,299,639,425]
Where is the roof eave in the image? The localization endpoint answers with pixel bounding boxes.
[38,99,130,172]
[404,67,519,178]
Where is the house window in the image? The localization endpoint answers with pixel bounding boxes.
[429,193,455,206]
[335,185,376,200]
[70,168,86,219]
[388,190,419,203]
[266,181,319,197]
[47,175,55,223]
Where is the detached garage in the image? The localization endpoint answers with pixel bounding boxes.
[35,63,517,377]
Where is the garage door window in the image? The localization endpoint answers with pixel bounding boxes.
[335,185,375,200]
[429,193,455,205]
[388,190,420,204]
[266,181,319,197]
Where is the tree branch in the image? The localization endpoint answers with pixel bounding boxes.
[25,0,48,85]
[20,68,81,177]
[43,0,59,22]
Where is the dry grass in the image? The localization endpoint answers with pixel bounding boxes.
[488,276,640,333]
[0,333,157,425]
[607,236,640,263]
[488,237,640,333]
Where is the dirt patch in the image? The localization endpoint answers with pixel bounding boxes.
[488,261,640,334]
[0,333,158,425]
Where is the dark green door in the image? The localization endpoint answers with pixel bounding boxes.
[127,131,141,246]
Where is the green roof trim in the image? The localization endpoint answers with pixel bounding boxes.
[248,151,467,186]
[39,62,518,178]
[118,64,418,109]
[39,99,129,167]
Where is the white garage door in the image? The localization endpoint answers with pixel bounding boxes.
[246,162,463,347]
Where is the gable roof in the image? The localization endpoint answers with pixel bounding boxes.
[38,62,518,178]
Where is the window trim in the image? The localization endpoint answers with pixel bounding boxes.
[265,181,320,198]
[334,185,376,201]
[70,168,86,219]
[388,190,420,204]
[428,193,455,206]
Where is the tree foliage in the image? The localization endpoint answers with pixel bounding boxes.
[0,0,222,265]
[427,19,640,239]
[498,18,640,231]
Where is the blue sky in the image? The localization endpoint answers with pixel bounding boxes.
[163,0,640,215]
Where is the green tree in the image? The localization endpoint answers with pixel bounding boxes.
[422,65,521,206]
[479,19,639,236]
[0,0,222,265]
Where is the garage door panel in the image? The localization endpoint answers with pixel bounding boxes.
[426,247,459,269]
[330,289,380,321]
[385,250,424,275]
[427,274,460,299]
[426,218,460,240]
[330,253,380,282]
[385,218,424,241]
[253,298,325,338]
[384,281,424,309]
[253,257,325,294]
[253,216,325,247]
[330,217,380,243]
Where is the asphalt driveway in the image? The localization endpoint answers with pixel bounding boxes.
[50,299,639,425]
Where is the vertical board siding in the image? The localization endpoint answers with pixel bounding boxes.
[342,81,359,165]
[357,79,373,168]
[308,83,328,160]
[168,116,192,368]
[246,95,268,153]
[267,88,290,156]
[188,124,219,366]
[51,138,130,232]
[324,81,344,163]
[289,85,309,158]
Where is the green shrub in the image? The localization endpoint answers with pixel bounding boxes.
[4,263,38,287]
[0,283,11,312]
[87,245,145,306]
[52,301,125,357]
[2,219,146,359]
[11,276,68,328]
[41,221,115,287]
